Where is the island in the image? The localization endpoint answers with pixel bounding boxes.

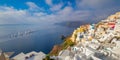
[1,12,120,60]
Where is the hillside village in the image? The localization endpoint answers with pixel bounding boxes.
[1,12,120,60]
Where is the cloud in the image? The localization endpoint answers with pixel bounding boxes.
[0,6,14,11]
[0,9,24,24]
[54,6,91,21]
[50,3,63,11]
[57,6,72,15]
[75,0,120,22]
[76,0,119,9]
[45,0,63,12]
[26,2,39,9]
[0,6,47,24]
[0,5,91,24]
[0,1,120,25]
[45,0,53,6]
[26,2,44,12]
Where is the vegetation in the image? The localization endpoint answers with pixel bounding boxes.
[62,36,75,49]
[49,35,75,56]
[43,54,55,60]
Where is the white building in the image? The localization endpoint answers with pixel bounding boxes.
[58,50,70,60]
[114,19,120,32]
[12,51,46,60]
[76,32,81,42]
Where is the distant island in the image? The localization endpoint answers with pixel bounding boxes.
[54,20,99,28]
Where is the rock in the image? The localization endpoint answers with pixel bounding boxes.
[61,35,66,40]
[49,45,62,56]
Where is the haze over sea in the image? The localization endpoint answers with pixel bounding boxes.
[0,22,78,56]
[0,18,117,56]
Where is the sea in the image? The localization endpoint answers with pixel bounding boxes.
[0,21,79,56]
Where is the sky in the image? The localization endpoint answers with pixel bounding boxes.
[0,0,120,24]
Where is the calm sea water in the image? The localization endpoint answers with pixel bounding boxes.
[0,23,75,56]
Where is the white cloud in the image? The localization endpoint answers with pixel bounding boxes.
[57,6,73,15]
[26,2,39,9]
[54,6,91,21]
[45,0,53,6]
[45,0,63,12]
[1,1,119,25]
[0,6,28,24]
[26,2,44,12]
[0,6,14,11]
[0,6,46,24]
[0,5,91,24]
[50,3,63,11]
[33,12,47,16]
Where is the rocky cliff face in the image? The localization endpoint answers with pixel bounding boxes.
[49,45,63,56]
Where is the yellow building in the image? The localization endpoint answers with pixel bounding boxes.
[107,15,117,21]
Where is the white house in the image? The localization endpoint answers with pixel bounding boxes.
[12,51,46,60]
[58,50,70,60]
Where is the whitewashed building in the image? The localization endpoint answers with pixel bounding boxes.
[12,51,46,60]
